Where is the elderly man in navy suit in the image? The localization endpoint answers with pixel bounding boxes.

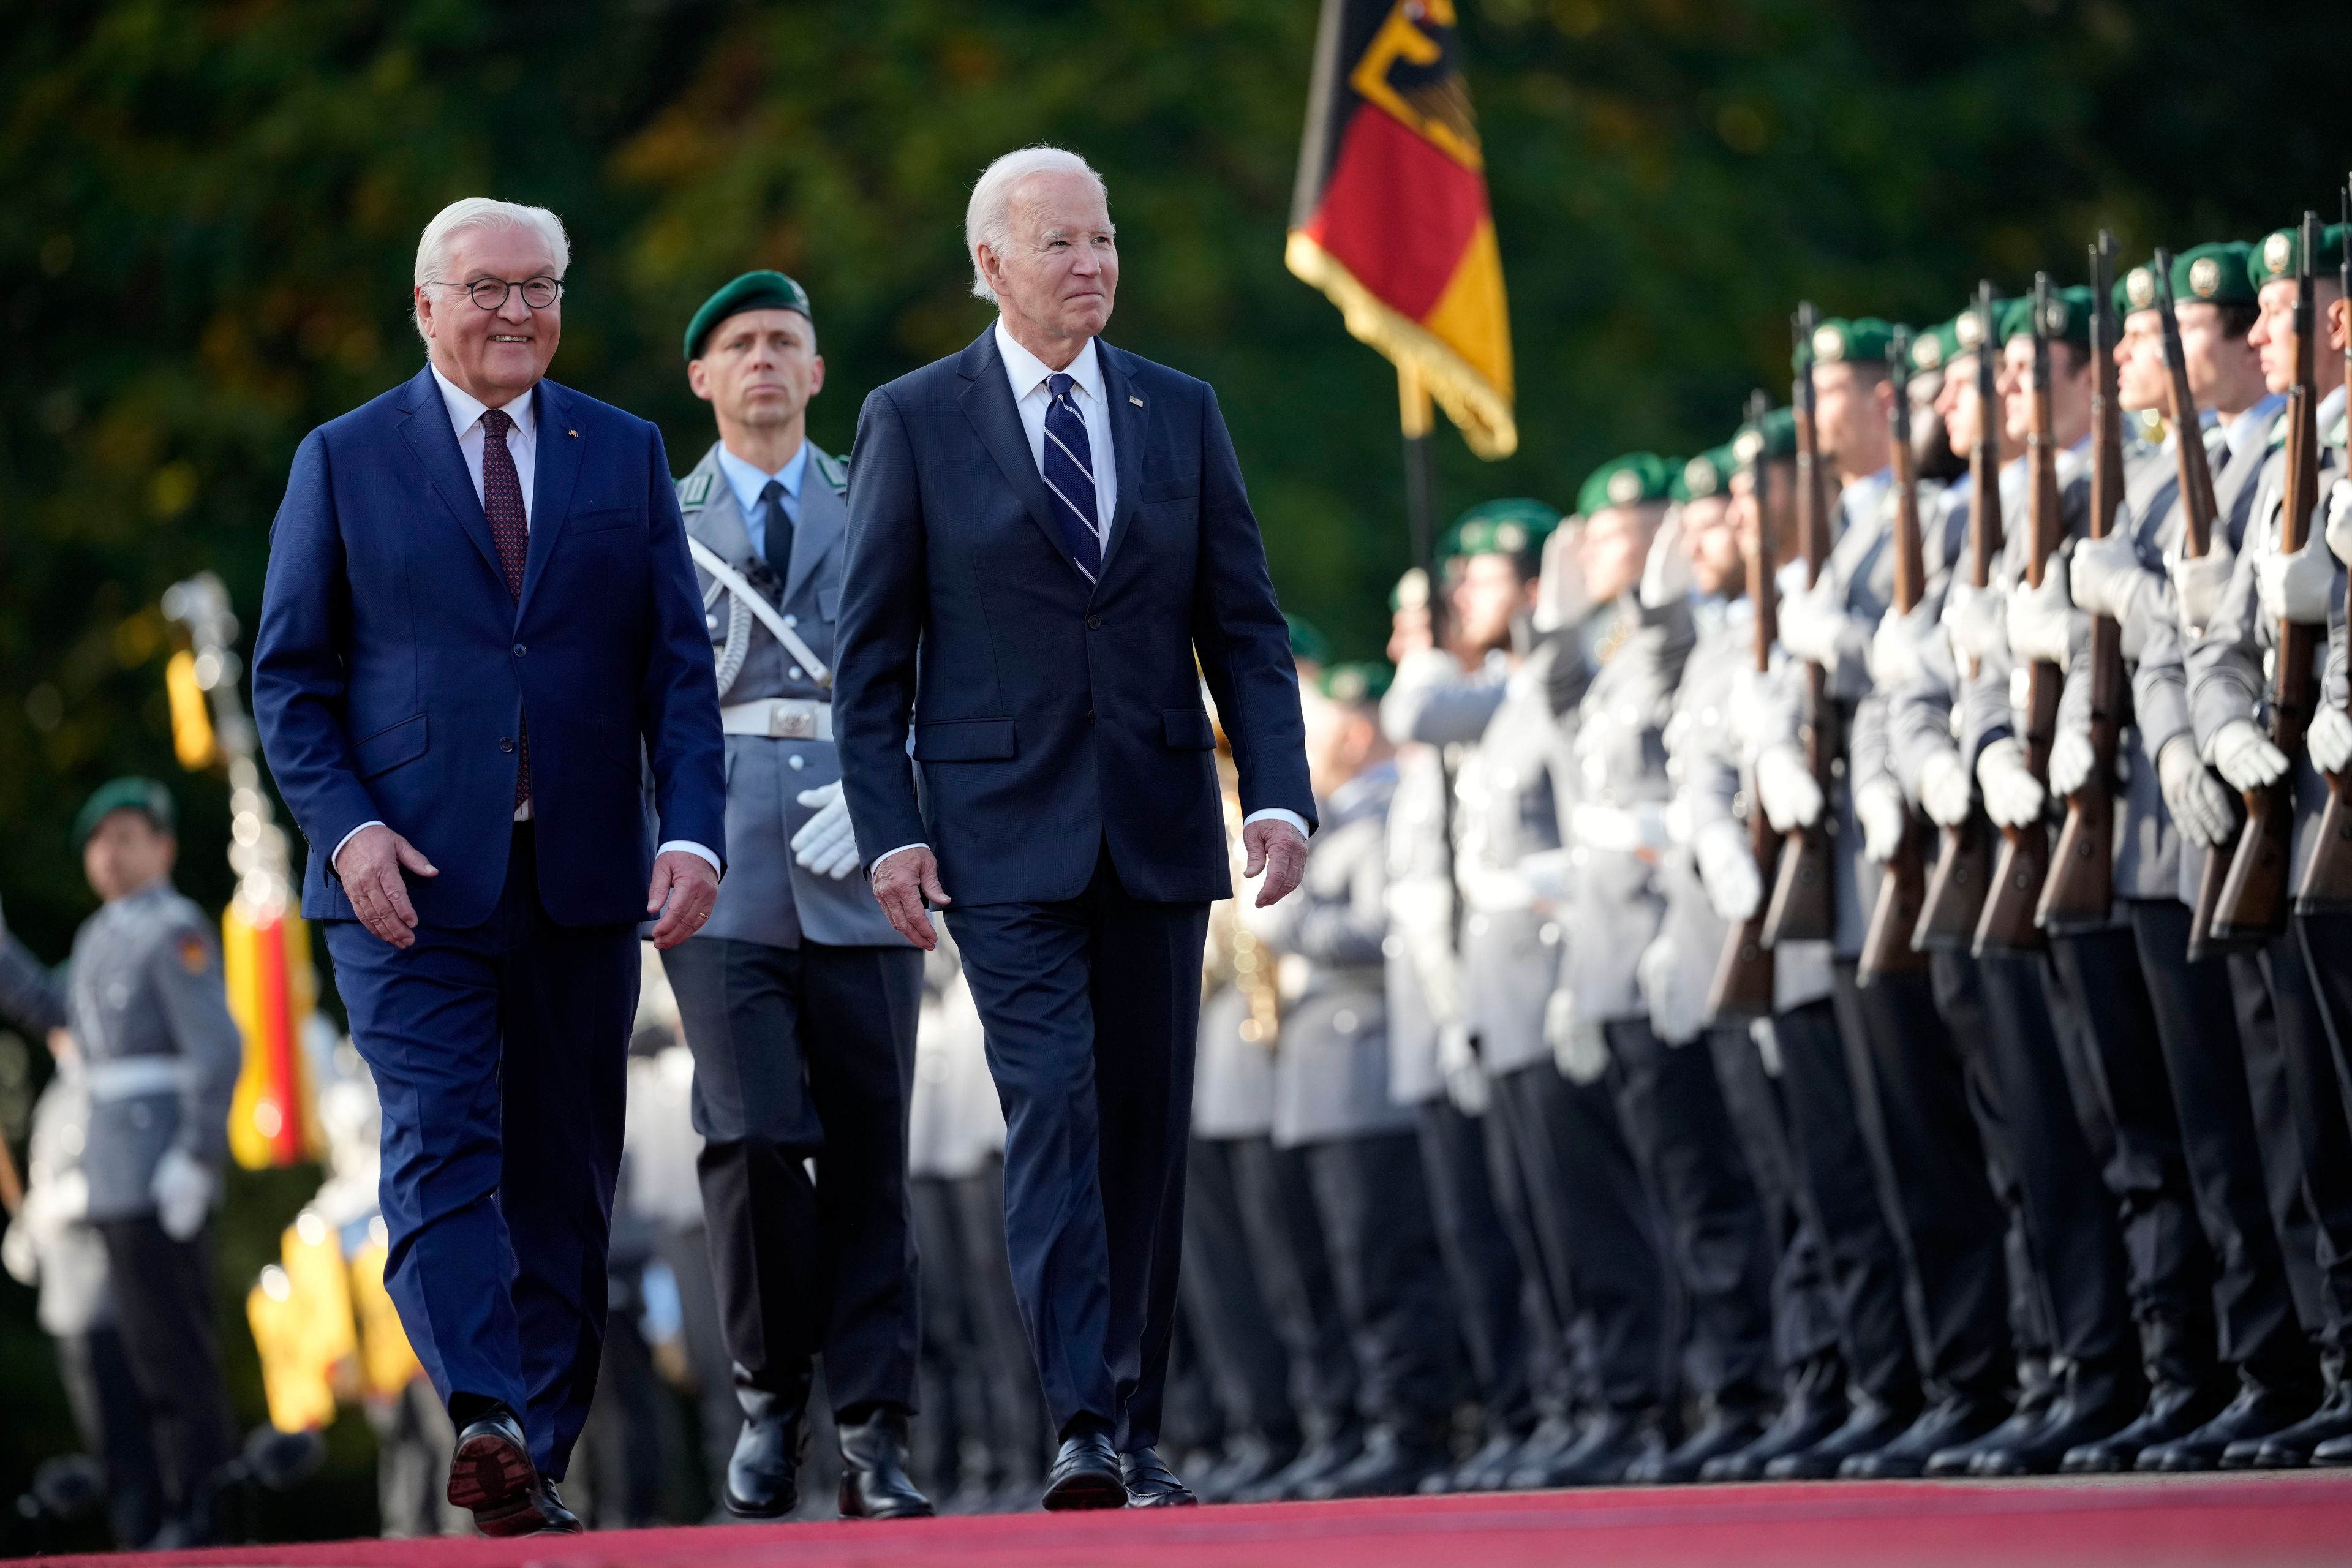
[835,146,1314,1510]
[254,198,726,1536]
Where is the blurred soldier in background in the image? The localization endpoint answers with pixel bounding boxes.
[0,780,240,1547]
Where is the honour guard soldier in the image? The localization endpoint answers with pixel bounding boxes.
[664,272,930,1519]
[0,781,241,1547]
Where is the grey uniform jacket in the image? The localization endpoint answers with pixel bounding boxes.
[1265,763,1415,1147]
[679,440,907,951]
[0,882,239,1221]
[1559,596,1694,1022]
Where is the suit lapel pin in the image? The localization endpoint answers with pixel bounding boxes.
[1128,396,1144,408]
[567,429,579,437]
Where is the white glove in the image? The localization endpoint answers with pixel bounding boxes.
[1870,602,1943,690]
[1694,818,1762,923]
[1855,775,1909,864]
[2048,729,2096,797]
[790,782,861,879]
[1518,848,1575,906]
[2311,707,2352,775]
[2326,478,2352,571]
[2169,546,2236,632]
[2005,557,2082,665]
[1546,990,1610,1083]
[151,1147,216,1243]
[1,1221,34,1287]
[2209,718,2289,793]
[1638,935,1708,1046]
[1438,1023,1488,1116]
[2159,734,2236,848]
[1919,747,1975,827]
[1976,737,2046,829]
[1755,743,1825,831]
[1639,511,1692,609]
[1943,579,2006,665]
[2069,531,2151,621]
[2257,543,2336,627]
[1778,576,1863,669]
[1534,522,1590,633]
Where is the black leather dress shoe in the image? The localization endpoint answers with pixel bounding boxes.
[1120,1447,1197,1507]
[1043,1431,1128,1511]
[1627,1397,1770,1485]
[447,1406,549,1537]
[2240,1383,2352,1468]
[839,1410,934,1519]
[1839,1394,2010,1480]
[1303,1425,1449,1499]
[531,1480,583,1534]
[725,1382,813,1518]
[2136,1380,2321,1472]
[1969,1385,2143,1476]
[2062,1382,2224,1474]
[1763,1396,1915,1481]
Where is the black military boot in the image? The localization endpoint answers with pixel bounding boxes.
[725,1376,813,1518]
[2241,1377,2352,1468]
[1767,1393,1918,1480]
[1430,1423,1534,1494]
[2062,1381,2225,1473]
[1840,1392,2011,1480]
[1514,1407,1666,1488]
[1969,1365,2143,1476]
[1303,1422,1451,1499]
[838,1408,933,1519]
[2136,1376,2322,1472]
[1239,1416,1363,1501]
[1626,1394,1770,1485]
[1706,1357,1847,1482]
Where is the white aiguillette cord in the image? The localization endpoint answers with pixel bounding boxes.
[687,537,831,689]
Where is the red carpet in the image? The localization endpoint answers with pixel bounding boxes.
[33,1475,2352,1568]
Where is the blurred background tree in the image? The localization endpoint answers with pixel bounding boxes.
[0,0,2339,1539]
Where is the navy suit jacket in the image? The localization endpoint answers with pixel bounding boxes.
[254,364,726,929]
[834,329,1313,907]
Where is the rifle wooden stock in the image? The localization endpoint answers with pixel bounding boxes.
[1860,325,1929,983]
[1764,311,1838,946]
[1711,389,1784,1021]
[1915,285,2007,949]
[2042,235,2128,932]
[2299,184,2352,913]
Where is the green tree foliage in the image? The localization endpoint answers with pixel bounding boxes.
[0,0,2337,1535]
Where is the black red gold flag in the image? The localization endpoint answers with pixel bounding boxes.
[1287,0,1516,458]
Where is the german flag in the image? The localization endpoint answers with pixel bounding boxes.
[1287,0,1515,458]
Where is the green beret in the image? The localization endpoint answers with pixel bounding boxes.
[1441,498,1561,565]
[1997,286,2095,349]
[2252,224,2352,290]
[1909,318,1964,374]
[2139,243,2260,311]
[1285,614,1333,666]
[1319,661,1394,704]
[1732,408,1797,465]
[684,270,813,360]
[1673,447,1736,503]
[74,777,176,849]
[1577,454,1672,517]
[1804,316,1896,371]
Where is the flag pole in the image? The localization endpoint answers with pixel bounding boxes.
[1400,364,1438,576]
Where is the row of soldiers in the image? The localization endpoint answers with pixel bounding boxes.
[1096,206,2352,1495]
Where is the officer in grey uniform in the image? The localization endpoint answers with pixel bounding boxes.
[0,779,239,1547]
[1255,661,1455,1499]
[661,271,929,1520]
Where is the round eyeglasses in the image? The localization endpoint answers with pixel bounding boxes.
[429,276,564,310]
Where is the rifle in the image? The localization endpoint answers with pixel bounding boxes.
[2150,247,2241,957]
[2302,181,2352,911]
[1975,274,2065,953]
[1710,389,1783,1020]
[1762,305,1838,944]
[2041,234,2128,930]
[2212,211,2324,941]
[1858,325,1931,982]
[1914,282,2003,948]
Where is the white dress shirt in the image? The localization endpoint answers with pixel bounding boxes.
[332,365,719,884]
[714,439,808,563]
[869,324,1307,880]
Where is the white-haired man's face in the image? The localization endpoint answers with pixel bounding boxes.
[414,223,564,403]
[978,171,1118,357]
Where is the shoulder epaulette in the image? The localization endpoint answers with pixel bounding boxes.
[676,472,715,508]
[809,445,849,495]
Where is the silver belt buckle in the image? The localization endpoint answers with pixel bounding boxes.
[771,702,816,741]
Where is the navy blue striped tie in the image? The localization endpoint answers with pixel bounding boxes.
[1042,372,1102,579]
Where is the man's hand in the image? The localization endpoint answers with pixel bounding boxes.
[1242,818,1309,908]
[334,824,438,949]
[872,846,951,951]
[646,849,722,951]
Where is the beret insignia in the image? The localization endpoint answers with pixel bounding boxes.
[1954,311,1985,350]
[1812,323,1847,363]
[1912,334,1943,370]
[2190,256,2222,299]
[1682,456,1721,498]
[1733,429,1765,463]
[2264,232,2293,277]
[2125,267,2156,310]
[2040,296,2070,336]
[1495,522,1526,552]
[1607,469,1644,505]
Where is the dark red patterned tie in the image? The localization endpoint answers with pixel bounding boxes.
[481,407,530,807]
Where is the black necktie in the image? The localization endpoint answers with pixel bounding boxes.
[761,479,794,579]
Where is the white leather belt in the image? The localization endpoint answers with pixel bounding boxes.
[720,698,833,742]
[87,1055,193,1103]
